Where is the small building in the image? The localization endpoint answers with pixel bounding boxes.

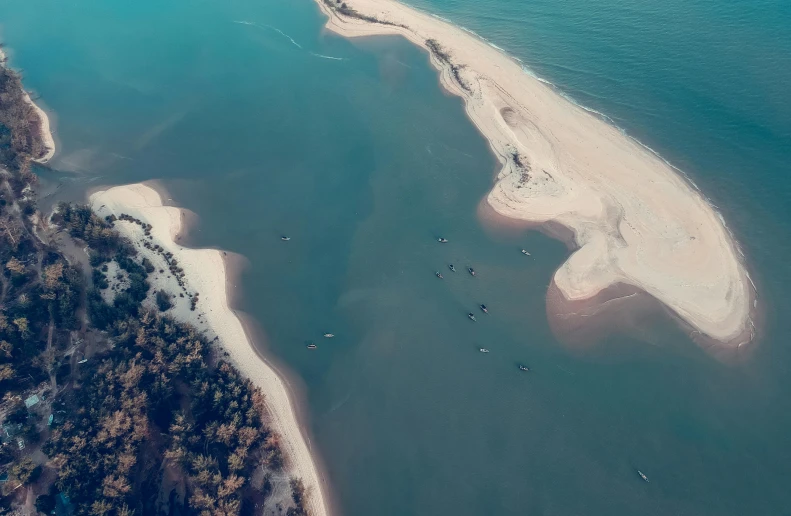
[24,394,40,409]
[1,423,21,443]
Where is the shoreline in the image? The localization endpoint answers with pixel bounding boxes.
[89,183,330,516]
[0,47,56,164]
[314,0,757,349]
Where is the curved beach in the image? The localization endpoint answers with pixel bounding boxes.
[90,184,329,516]
[26,91,55,163]
[315,0,756,348]
[0,47,56,163]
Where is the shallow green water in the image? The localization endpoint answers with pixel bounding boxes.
[2,0,791,514]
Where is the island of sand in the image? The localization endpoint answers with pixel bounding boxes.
[315,0,756,350]
[90,183,329,516]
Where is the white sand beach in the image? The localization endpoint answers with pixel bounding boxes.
[315,0,756,348]
[0,48,56,164]
[26,91,55,164]
[90,184,329,516]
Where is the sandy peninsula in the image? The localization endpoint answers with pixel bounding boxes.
[314,0,756,349]
[90,184,329,516]
[0,47,56,164]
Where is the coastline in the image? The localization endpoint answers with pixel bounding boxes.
[0,47,56,164]
[314,0,757,349]
[89,183,330,516]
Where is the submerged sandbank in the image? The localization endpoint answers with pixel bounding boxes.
[90,183,329,516]
[315,0,756,349]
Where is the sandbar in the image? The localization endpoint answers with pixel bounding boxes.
[314,0,756,349]
[90,183,329,516]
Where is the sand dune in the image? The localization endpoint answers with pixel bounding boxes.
[90,184,329,516]
[314,0,756,349]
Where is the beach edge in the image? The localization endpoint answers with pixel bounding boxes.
[89,183,331,516]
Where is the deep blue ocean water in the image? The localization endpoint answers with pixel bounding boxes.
[2,0,790,514]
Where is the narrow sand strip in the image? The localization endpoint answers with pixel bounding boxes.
[314,0,755,348]
[0,48,56,163]
[26,91,55,164]
[90,184,329,516]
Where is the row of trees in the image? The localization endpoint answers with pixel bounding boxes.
[1,57,311,514]
[41,208,308,515]
[0,65,46,193]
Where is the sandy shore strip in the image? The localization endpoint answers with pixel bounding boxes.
[26,91,56,164]
[0,47,56,164]
[314,0,756,348]
[90,183,329,516]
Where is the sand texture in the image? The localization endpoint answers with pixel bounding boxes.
[315,0,756,348]
[90,184,329,516]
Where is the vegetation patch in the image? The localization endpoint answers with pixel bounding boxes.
[425,39,471,94]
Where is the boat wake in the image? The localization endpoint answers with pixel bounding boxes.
[233,20,303,49]
[310,52,347,61]
[233,20,346,61]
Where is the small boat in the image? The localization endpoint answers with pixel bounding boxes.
[323,333,334,338]
[479,348,489,353]
[468,313,477,322]
[307,343,317,350]
[281,236,291,241]
[480,304,488,313]
[435,271,444,279]
[468,267,476,276]
[448,264,456,272]
[518,364,531,372]
[438,237,448,243]
[637,470,649,483]
[521,249,531,256]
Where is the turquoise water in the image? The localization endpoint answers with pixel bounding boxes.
[2,0,791,514]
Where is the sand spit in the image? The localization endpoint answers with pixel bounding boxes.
[90,184,329,516]
[0,48,56,164]
[315,0,756,349]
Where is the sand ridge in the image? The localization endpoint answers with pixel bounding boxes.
[314,0,756,348]
[90,184,329,516]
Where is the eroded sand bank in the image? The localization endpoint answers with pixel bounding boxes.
[90,184,329,516]
[315,0,756,349]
